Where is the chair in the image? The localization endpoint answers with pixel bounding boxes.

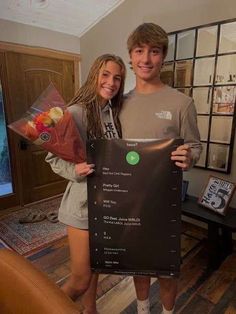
[0,249,81,314]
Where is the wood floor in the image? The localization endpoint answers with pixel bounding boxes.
[26,221,236,314]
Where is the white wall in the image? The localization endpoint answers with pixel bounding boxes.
[0,19,80,54]
[80,0,236,207]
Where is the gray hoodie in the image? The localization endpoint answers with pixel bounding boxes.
[45,103,118,229]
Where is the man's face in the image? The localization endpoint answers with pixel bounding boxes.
[130,43,165,83]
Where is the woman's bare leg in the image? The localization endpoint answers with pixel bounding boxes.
[61,226,98,313]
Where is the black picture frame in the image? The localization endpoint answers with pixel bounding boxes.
[165,18,236,174]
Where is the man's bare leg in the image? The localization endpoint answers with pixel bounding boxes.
[133,276,151,314]
[158,277,178,313]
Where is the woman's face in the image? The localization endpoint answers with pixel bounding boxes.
[97,61,122,103]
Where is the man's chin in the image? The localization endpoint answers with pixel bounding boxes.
[136,74,155,81]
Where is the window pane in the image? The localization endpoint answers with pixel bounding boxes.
[160,62,174,86]
[0,81,13,196]
[195,142,207,167]
[177,88,191,96]
[166,34,175,62]
[197,116,209,141]
[208,143,229,171]
[213,86,236,114]
[174,60,193,87]
[215,54,236,85]
[192,87,211,114]
[196,26,217,56]
[210,116,233,143]
[176,30,195,60]
[219,21,236,53]
[194,57,215,86]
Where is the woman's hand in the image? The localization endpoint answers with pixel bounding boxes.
[75,162,95,176]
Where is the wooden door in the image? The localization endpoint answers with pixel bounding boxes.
[5,52,75,204]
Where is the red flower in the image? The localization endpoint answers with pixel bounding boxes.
[33,111,54,132]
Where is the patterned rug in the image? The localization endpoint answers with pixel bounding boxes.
[0,197,66,255]
[0,238,10,250]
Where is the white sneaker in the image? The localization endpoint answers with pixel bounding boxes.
[137,304,150,314]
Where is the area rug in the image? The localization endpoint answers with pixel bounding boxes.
[0,197,66,255]
[0,238,10,250]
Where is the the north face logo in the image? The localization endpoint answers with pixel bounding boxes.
[155,111,172,120]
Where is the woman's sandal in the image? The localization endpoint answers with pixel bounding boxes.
[19,211,46,224]
[46,211,59,223]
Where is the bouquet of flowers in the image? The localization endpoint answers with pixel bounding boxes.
[8,83,85,163]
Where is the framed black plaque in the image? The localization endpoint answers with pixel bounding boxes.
[87,138,183,277]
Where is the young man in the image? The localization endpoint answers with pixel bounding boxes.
[119,23,202,314]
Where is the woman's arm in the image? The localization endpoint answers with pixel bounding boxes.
[45,153,94,182]
[45,152,85,182]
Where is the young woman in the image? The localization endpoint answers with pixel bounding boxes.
[46,54,126,314]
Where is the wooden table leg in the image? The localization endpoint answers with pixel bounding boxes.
[207,223,221,270]
[221,228,233,258]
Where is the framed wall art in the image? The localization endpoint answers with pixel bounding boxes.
[198,176,236,215]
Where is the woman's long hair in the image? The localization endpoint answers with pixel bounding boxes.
[68,54,126,138]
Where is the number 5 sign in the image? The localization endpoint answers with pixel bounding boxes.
[198,176,236,215]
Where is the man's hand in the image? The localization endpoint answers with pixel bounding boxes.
[171,144,192,170]
[75,162,95,176]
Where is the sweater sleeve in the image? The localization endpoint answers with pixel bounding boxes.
[45,152,85,182]
[180,99,202,167]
